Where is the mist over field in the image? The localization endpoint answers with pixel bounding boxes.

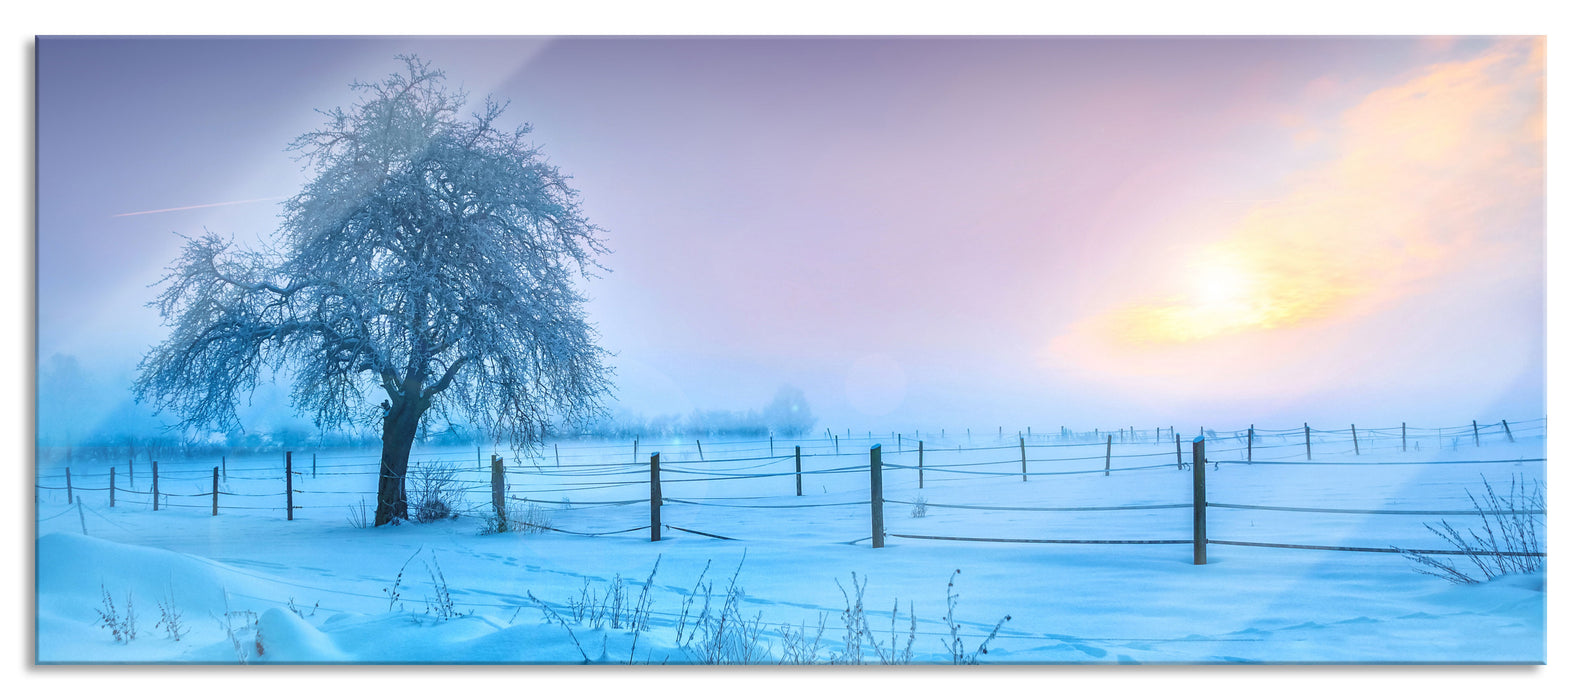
[37,36,1544,447]
[33,35,1546,667]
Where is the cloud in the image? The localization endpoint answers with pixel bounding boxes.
[1054,39,1544,365]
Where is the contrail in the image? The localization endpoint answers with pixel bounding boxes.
[111,195,292,218]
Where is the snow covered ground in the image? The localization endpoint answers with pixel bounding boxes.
[33,422,1546,664]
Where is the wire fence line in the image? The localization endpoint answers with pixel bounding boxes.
[1205,502,1543,516]
[883,499,1192,513]
[36,418,1546,562]
[32,431,1530,484]
[38,417,1545,470]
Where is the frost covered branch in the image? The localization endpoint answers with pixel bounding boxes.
[135,55,613,525]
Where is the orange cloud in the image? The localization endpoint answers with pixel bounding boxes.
[1057,39,1544,361]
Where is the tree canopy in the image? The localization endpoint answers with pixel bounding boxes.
[136,56,613,523]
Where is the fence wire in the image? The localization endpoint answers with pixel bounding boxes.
[36,419,1547,559]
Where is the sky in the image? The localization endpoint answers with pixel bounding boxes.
[35,36,1546,437]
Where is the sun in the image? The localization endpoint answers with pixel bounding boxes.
[1192,258,1257,312]
[1095,252,1273,345]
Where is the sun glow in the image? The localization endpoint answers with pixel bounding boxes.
[1100,250,1281,344]
[1061,39,1542,354]
[1192,258,1256,310]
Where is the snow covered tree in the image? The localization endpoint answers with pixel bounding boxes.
[761,386,815,436]
[136,56,612,525]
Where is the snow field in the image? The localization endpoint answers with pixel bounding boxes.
[35,421,1546,663]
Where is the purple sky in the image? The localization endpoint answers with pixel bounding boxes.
[36,36,1545,434]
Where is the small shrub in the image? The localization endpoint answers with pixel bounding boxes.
[776,614,829,665]
[155,586,186,641]
[478,512,509,535]
[94,585,137,644]
[836,574,865,663]
[566,556,661,632]
[516,502,553,532]
[670,563,1006,665]
[674,560,713,647]
[216,589,258,664]
[942,569,1011,665]
[383,548,422,612]
[286,597,319,619]
[835,572,915,664]
[910,494,928,518]
[421,552,463,621]
[409,462,462,524]
[524,589,590,663]
[679,554,769,664]
[479,501,554,534]
[346,498,369,529]
[1397,475,1546,583]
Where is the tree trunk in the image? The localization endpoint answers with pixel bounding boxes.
[374,397,425,526]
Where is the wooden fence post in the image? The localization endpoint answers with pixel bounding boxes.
[152,461,159,511]
[1305,423,1311,460]
[634,439,639,463]
[1175,433,1183,470]
[1020,436,1027,482]
[770,435,774,457]
[65,467,73,505]
[222,455,227,480]
[835,435,840,454]
[917,441,924,488]
[795,445,802,496]
[1105,434,1112,476]
[1473,421,1480,447]
[1247,425,1254,462]
[313,453,317,478]
[1351,424,1359,455]
[555,444,560,467]
[129,459,135,489]
[897,434,902,452]
[491,455,506,524]
[1401,423,1407,452]
[212,467,219,516]
[109,468,115,508]
[1502,419,1515,443]
[869,444,885,549]
[650,452,661,542]
[1193,437,1207,565]
[696,439,704,460]
[286,451,294,521]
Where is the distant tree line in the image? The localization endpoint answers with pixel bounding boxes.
[575,386,816,439]
[38,357,816,461]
